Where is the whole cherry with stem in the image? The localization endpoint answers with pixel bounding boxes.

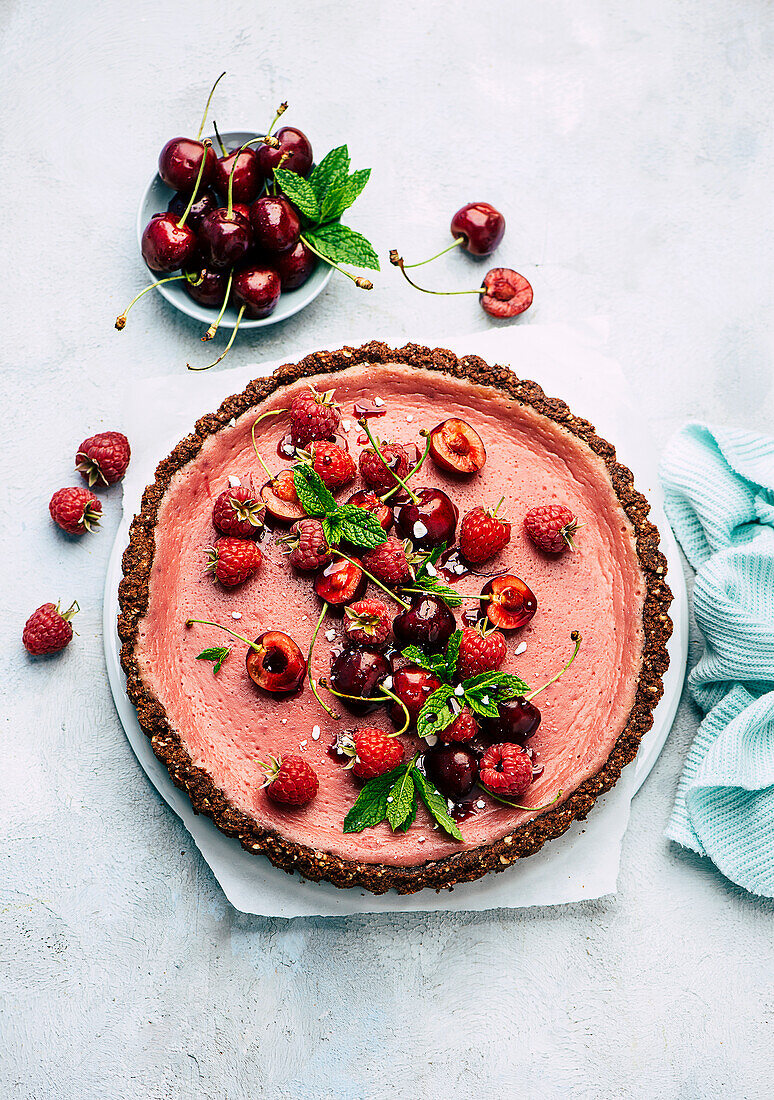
[211,120,264,203]
[185,618,307,693]
[140,141,211,273]
[485,631,582,745]
[199,139,255,271]
[189,265,281,370]
[391,202,506,270]
[157,72,225,191]
[319,671,411,734]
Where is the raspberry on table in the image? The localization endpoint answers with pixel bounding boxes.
[49,486,102,535]
[23,601,79,656]
[76,431,131,487]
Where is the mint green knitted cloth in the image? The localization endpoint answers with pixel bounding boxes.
[660,424,774,896]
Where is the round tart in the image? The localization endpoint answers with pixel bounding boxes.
[118,342,672,894]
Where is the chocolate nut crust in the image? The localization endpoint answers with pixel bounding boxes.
[118,342,673,895]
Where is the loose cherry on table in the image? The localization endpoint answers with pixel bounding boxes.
[256,125,314,178]
[424,744,479,800]
[273,239,318,290]
[157,73,225,191]
[428,419,487,475]
[388,665,442,728]
[390,201,506,272]
[392,593,456,652]
[250,195,301,254]
[246,630,307,693]
[480,574,537,631]
[394,487,458,550]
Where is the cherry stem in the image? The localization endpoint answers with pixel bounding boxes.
[202,269,234,342]
[393,254,484,296]
[319,679,410,735]
[308,602,339,720]
[357,418,419,504]
[185,617,258,652]
[250,409,286,475]
[212,119,227,156]
[481,786,564,811]
[265,101,288,140]
[334,550,411,610]
[300,235,373,290]
[188,304,244,371]
[177,140,211,229]
[380,433,431,502]
[525,631,582,702]
[115,274,193,329]
[196,72,226,141]
[393,237,465,270]
[379,684,411,736]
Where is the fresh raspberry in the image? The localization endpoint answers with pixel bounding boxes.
[307,441,356,490]
[437,708,478,744]
[289,387,340,447]
[459,504,511,564]
[23,600,79,655]
[457,623,507,680]
[479,743,533,797]
[344,598,392,645]
[76,431,131,487]
[358,441,410,492]
[206,537,262,586]
[283,518,332,571]
[524,504,578,554]
[212,484,265,537]
[49,486,102,535]
[361,534,412,586]
[341,727,404,779]
[260,753,319,806]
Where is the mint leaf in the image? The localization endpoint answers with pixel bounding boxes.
[416,685,456,739]
[305,223,380,272]
[445,631,461,680]
[308,145,350,201]
[273,169,320,220]
[386,768,416,831]
[398,798,417,832]
[406,574,463,609]
[322,514,344,546]
[293,465,337,517]
[321,168,371,222]
[462,670,530,718]
[400,644,432,668]
[337,504,388,549]
[196,646,230,673]
[414,771,463,841]
[343,764,404,832]
[495,672,531,699]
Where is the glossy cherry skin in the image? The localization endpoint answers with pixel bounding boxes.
[273,239,317,290]
[141,213,197,273]
[246,631,306,693]
[256,126,313,178]
[250,195,301,254]
[167,188,219,231]
[158,137,217,192]
[394,487,458,550]
[314,557,366,605]
[233,266,281,319]
[213,146,264,204]
[424,744,479,800]
[330,646,392,713]
[450,202,505,256]
[199,208,253,270]
[183,265,230,307]
[393,594,456,652]
[487,696,541,742]
[388,665,441,728]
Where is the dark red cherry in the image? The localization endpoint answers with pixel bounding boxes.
[158,137,217,192]
[388,666,441,728]
[394,487,458,550]
[329,646,392,713]
[393,594,456,652]
[480,574,537,631]
[481,269,533,319]
[141,213,197,273]
[249,195,301,254]
[256,126,313,178]
[314,557,366,605]
[346,490,393,533]
[273,239,317,290]
[489,696,541,742]
[233,266,281,319]
[167,188,219,231]
[183,265,230,307]
[246,630,306,693]
[200,208,253,270]
[450,202,505,256]
[213,146,264,204]
[424,745,479,800]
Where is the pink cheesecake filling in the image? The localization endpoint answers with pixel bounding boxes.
[135,364,645,866]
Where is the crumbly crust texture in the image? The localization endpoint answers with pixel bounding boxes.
[118,342,673,895]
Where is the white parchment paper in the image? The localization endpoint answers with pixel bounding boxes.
[104,321,688,917]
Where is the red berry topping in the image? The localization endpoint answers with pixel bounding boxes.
[76,431,131,487]
[457,623,507,680]
[428,419,486,475]
[524,504,578,554]
[283,517,332,571]
[289,387,340,447]
[358,441,410,493]
[212,483,265,538]
[23,600,79,655]
[205,537,262,586]
[49,486,102,535]
[346,490,393,532]
[344,598,392,645]
[246,631,306,693]
[306,441,356,490]
[260,753,318,806]
[260,469,306,523]
[314,557,366,605]
[480,574,537,631]
[437,708,478,744]
[479,743,533,797]
[459,504,511,564]
[345,727,405,779]
[361,534,412,586]
[481,268,533,319]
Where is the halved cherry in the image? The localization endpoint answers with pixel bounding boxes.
[480,574,537,631]
[260,469,305,523]
[246,630,306,693]
[314,557,366,605]
[428,419,486,475]
[346,490,393,532]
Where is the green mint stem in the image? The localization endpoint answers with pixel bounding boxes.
[357,417,420,504]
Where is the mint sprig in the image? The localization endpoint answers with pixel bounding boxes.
[343,757,462,841]
[407,545,464,609]
[196,646,230,673]
[292,466,386,551]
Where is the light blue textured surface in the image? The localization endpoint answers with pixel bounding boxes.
[661,425,774,895]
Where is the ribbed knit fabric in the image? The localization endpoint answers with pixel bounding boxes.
[660,424,774,896]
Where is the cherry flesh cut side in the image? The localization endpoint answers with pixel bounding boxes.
[246,630,306,693]
[428,419,487,475]
[260,471,306,523]
[481,269,534,319]
[314,558,366,606]
[480,574,537,631]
